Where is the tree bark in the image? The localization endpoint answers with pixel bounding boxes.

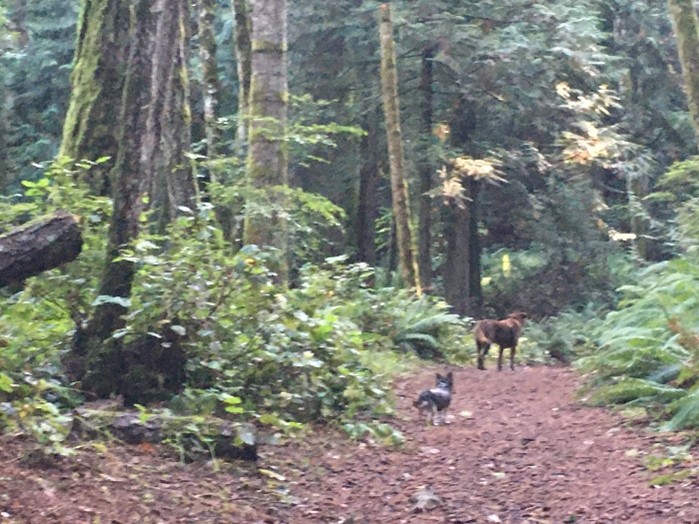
[59,0,130,195]
[243,0,289,283]
[378,3,420,291]
[417,42,438,291]
[143,0,197,230]
[355,114,381,265]
[197,0,222,186]
[668,0,699,145]
[0,212,82,287]
[68,0,193,398]
[232,0,252,150]
[443,96,477,315]
[74,0,159,396]
[444,203,470,316]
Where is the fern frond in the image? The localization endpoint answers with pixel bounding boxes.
[664,389,699,430]
[588,378,685,406]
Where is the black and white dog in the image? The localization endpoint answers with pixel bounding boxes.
[413,372,453,425]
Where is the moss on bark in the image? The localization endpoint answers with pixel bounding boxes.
[668,0,699,145]
[378,3,420,291]
[59,0,130,195]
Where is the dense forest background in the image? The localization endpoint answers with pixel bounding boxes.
[1,0,699,455]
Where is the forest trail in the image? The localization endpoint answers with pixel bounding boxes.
[276,366,699,523]
[1,366,698,523]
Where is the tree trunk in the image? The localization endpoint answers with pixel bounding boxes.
[232,0,252,150]
[0,212,82,287]
[417,42,438,291]
[443,96,478,316]
[467,177,483,312]
[668,0,699,144]
[627,173,663,261]
[68,0,193,398]
[378,3,420,291]
[143,0,197,231]
[444,203,470,315]
[59,0,130,195]
[243,0,289,283]
[355,113,381,265]
[197,0,222,189]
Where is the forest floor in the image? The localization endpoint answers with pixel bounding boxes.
[1,365,699,523]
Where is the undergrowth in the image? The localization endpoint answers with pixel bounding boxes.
[578,257,699,430]
[0,163,471,453]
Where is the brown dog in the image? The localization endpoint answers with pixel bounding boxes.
[474,312,527,371]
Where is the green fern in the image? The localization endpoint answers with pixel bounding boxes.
[588,378,685,407]
[391,298,462,358]
[664,389,699,430]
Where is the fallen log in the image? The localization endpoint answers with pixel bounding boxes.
[0,211,83,288]
[70,407,259,462]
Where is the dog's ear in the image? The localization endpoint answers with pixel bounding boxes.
[446,371,453,383]
[436,373,444,382]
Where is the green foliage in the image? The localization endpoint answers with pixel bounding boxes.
[579,257,699,428]
[587,378,685,406]
[663,389,699,431]
[0,156,110,300]
[521,305,608,366]
[1,0,77,187]
[111,208,463,434]
[0,159,109,441]
[389,295,465,360]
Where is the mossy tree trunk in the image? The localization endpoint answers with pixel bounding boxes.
[68,0,194,398]
[197,0,222,189]
[668,0,699,144]
[232,0,252,151]
[378,3,420,291]
[242,0,289,283]
[59,0,131,196]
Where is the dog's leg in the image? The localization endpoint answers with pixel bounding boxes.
[497,345,505,371]
[510,344,516,371]
[477,342,489,370]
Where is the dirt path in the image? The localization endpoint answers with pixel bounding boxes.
[1,366,698,523]
[276,366,699,523]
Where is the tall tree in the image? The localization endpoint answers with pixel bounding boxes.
[68,0,195,396]
[242,0,289,282]
[378,2,420,291]
[668,0,699,145]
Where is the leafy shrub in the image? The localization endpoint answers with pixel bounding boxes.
[114,205,466,432]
